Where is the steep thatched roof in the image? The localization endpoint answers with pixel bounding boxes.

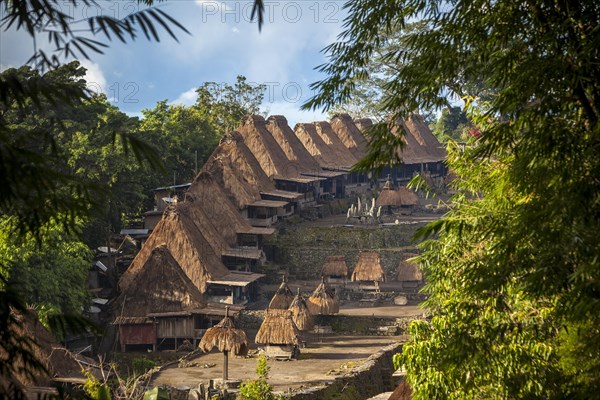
[199,308,248,356]
[294,122,346,170]
[393,114,446,164]
[268,276,294,310]
[3,309,94,390]
[289,289,314,331]
[203,131,276,209]
[351,251,386,282]
[329,114,368,159]
[307,279,340,315]
[321,255,349,278]
[115,245,204,317]
[397,253,423,282]
[238,115,302,178]
[119,204,230,295]
[313,121,358,168]
[376,185,419,207]
[354,118,373,132]
[255,309,300,345]
[186,171,274,245]
[265,115,322,175]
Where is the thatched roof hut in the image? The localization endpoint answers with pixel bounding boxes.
[199,307,248,381]
[268,276,294,310]
[2,308,100,395]
[396,253,423,282]
[351,251,386,283]
[289,289,314,331]
[119,204,230,295]
[115,245,204,318]
[321,256,349,278]
[265,115,322,174]
[392,114,446,164]
[307,278,340,315]
[255,309,300,346]
[314,121,358,168]
[238,115,302,178]
[329,114,368,159]
[376,180,419,208]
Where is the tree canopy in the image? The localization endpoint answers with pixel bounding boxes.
[306,0,600,398]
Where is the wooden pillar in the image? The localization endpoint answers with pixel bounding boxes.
[223,350,229,381]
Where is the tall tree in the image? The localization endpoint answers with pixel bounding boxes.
[305,0,600,398]
[195,75,266,136]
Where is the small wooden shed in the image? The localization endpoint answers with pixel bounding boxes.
[396,253,423,289]
[307,278,340,315]
[376,179,419,215]
[289,288,314,331]
[255,309,300,359]
[321,255,349,285]
[351,251,386,291]
[268,276,294,310]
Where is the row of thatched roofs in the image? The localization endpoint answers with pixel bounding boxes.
[322,252,423,283]
[116,114,437,320]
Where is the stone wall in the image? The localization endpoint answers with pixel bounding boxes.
[266,224,424,280]
[288,342,404,400]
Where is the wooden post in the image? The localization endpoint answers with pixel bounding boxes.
[223,350,229,381]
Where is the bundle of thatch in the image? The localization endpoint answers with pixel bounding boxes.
[265,115,322,174]
[199,307,248,381]
[351,251,386,283]
[268,276,294,310]
[321,256,349,279]
[313,121,358,168]
[238,115,299,178]
[119,204,230,295]
[198,310,248,356]
[115,245,204,318]
[289,289,314,331]
[397,253,423,282]
[255,309,300,346]
[307,278,340,315]
[329,113,368,159]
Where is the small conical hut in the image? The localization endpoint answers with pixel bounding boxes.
[268,276,294,310]
[255,309,300,359]
[289,288,314,331]
[351,251,386,290]
[396,253,423,289]
[199,307,248,381]
[376,179,419,214]
[321,255,348,284]
[307,278,339,315]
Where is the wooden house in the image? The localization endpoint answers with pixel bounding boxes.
[351,251,386,291]
[255,309,300,359]
[396,253,423,289]
[321,255,349,285]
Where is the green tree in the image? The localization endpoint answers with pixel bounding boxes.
[140,100,219,186]
[239,355,278,400]
[432,106,475,142]
[0,216,91,318]
[306,0,600,398]
[195,75,266,136]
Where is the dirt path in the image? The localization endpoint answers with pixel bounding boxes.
[150,303,423,393]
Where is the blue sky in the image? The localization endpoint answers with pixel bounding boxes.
[1,0,347,125]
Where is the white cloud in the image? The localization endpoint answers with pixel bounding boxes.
[80,60,107,93]
[264,100,327,127]
[170,87,198,106]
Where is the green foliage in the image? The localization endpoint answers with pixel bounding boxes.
[432,106,475,143]
[83,371,112,400]
[0,216,92,316]
[132,357,157,376]
[308,0,600,398]
[239,355,278,400]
